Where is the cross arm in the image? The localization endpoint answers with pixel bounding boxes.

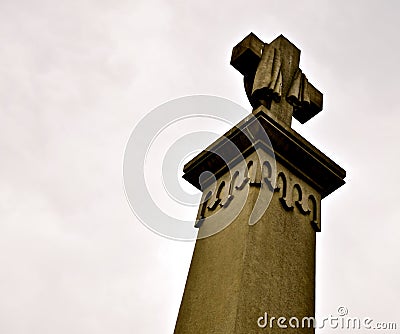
[230,33,323,125]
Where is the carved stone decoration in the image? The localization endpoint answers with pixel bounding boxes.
[292,183,311,215]
[250,45,283,109]
[248,160,262,187]
[262,160,275,191]
[231,33,323,126]
[235,161,253,190]
[286,68,323,124]
[207,181,225,210]
[274,172,294,211]
[287,68,310,108]
[195,190,212,228]
[219,171,238,208]
[235,169,249,191]
[308,195,320,232]
[195,157,275,225]
[176,33,346,334]
[194,161,321,232]
[274,170,321,230]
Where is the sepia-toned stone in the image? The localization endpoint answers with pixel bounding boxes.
[174,33,346,334]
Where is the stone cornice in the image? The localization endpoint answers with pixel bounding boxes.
[183,106,345,198]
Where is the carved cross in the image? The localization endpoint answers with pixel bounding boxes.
[231,33,323,127]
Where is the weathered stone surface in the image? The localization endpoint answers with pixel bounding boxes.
[175,146,320,333]
[231,33,323,126]
[174,34,346,334]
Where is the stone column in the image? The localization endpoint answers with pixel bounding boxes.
[174,34,345,334]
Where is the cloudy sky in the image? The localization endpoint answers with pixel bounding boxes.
[1,0,399,333]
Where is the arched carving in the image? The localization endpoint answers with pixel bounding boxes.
[293,184,310,215]
[274,172,321,231]
[248,160,262,187]
[235,166,249,191]
[207,181,225,210]
[220,171,238,208]
[262,160,275,191]
[196,167,322,232]
[195,190,212,228]
[308,195,320,232]
[274,172,293,211]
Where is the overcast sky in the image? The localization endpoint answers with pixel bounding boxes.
[1,0,399,333]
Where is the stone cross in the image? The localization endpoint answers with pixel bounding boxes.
[231,33,323,126]
[174,33,345,334]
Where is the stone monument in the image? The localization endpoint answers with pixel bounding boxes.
[174,33,346,333]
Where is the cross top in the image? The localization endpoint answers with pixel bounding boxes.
[231,33,323,127]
